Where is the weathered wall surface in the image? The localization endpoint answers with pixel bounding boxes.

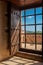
[0,1,9,61]
[0,1,20,60]
[11,8,20,55]
[11,9,20,29]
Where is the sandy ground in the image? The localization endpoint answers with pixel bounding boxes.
[21,34,42,51]
[21,43,42,51]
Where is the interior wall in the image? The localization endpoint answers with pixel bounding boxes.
[0,1,9,61]
[0,0,20,60]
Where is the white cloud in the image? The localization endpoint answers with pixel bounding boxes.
[28,16,32,19]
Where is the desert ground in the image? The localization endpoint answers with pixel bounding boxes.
[21,34,42,51]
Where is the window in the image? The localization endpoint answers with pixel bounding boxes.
[26,16,35,24]
[26,9,34,15]
[36,25,42,34]
[26,26,35,34]
[36,15,42,24]
[21,17,24,25]
[36,7,42,14]
[36,25,42,51]
[21,26,25,33]
[21,10,24,16]
[20,7,42,54]
[21,34,25,43]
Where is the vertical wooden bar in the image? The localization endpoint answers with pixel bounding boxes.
[34,8,37,50]
[42,3,43,60]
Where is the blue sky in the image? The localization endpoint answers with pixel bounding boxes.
[21,7,42,32]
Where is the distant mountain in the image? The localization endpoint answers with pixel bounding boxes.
[26,31,35,33]
[26,31,42,34]
[21,30,42,34]
[36,31,42,34]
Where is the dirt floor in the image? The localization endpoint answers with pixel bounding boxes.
[0,56,43,65]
